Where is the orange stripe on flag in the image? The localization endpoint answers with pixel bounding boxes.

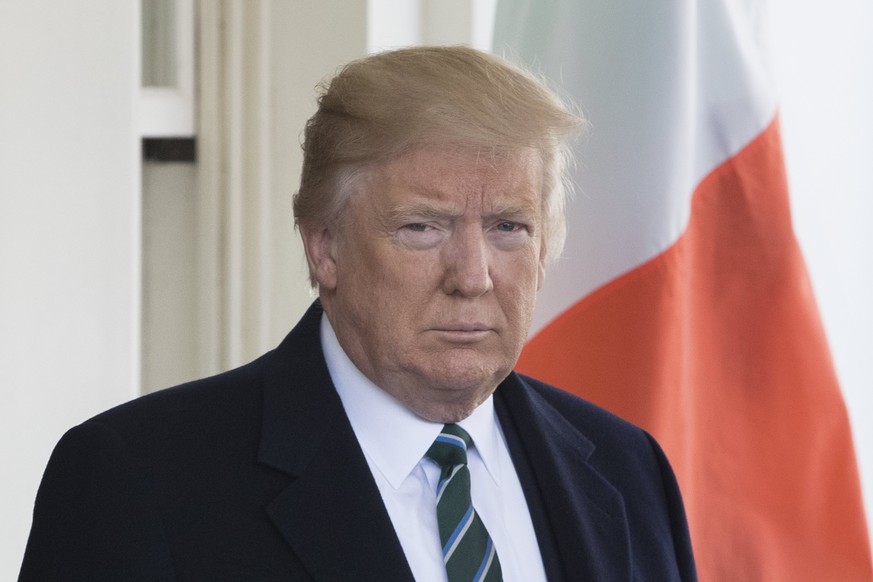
[518,117,873,580]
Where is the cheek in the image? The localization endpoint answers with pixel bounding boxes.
[335,232,386,288]
[501,247,542,289]
[496,253,542,318]
[339,247,424,325]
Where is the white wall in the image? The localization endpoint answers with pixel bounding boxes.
[0,1,140,577]
[368,0,496,51]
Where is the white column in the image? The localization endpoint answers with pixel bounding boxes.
[0,0,140,576]
[196,0,369,373]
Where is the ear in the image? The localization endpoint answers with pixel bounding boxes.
[300,224,338,291]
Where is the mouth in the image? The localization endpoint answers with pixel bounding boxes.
[441,322,489,332]
[431,324,494,343]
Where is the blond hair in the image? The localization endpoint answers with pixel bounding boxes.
[293,45,584,273]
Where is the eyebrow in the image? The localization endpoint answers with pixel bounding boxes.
[385,204,460,222]
[385,201,540,222]
[487,201,541,220]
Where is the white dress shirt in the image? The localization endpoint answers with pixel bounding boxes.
[320,315,547,582]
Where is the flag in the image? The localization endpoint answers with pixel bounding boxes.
[494,0,873,579]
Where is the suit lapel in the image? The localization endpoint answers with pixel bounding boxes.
[258,302,414,582]
[496,374,632,581]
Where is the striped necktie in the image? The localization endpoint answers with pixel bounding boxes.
[426,424,503,582]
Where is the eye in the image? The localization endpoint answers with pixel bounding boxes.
[495,221,522,232]
[489,220,532,251]
[397,222,444,249]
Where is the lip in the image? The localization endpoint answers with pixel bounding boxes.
[438,322,490,332]
[430,324,493,343]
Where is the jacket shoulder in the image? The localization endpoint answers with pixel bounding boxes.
[514,372,646,441]
[89,351,272,437]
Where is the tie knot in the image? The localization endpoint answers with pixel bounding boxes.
[426,424,471,469]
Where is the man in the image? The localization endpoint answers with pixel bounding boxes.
[20,46,697,581]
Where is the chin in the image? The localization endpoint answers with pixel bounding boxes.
[408,397,484,424]
[396,353,512,420]
[432,350,509,381]
[427,366,502,395]
[418,371,504,420]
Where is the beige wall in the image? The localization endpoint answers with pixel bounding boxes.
[141,0,493,390]
[142,161,198,391]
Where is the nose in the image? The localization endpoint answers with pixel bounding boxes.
[442,226,493,297]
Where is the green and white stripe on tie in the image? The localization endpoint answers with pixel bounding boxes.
[427,424,503,582]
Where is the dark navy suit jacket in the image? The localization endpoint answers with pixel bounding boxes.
[20,302,697,581]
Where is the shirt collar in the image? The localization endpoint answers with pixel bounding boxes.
[320,314,503,489]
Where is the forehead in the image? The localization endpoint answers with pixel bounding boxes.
[371,147,544,211]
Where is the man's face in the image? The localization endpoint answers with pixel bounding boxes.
[304,147,546,423]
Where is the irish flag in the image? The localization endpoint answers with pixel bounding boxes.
[494,0,873,579]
